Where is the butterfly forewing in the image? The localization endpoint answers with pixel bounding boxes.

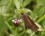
[21,13,39,32]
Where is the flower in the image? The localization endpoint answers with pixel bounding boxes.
[12,19,22,26]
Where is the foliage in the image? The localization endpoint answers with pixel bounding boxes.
[0,0,45,36]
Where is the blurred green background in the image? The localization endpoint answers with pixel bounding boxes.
[0,0,45,36]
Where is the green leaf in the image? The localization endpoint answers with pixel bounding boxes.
[22,0,31,8]
[0,0,13,15]
[30,5,45,21]
[14,0,20,10]
[0,15,6,32]
[37,0,45,5]
[36,15,45,23]
[39,19,45,29]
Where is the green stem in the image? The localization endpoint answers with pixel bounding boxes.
[36,15,45,23]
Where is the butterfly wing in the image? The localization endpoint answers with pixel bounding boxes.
[21,13,39,32]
